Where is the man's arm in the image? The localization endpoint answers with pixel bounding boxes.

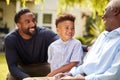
[85,50,120,80]
[5,36,29,80]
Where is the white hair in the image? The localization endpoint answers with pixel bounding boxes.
[107,0,120,9]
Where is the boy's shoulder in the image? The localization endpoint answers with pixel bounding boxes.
[50,39,61,45]
[71,38,82,44]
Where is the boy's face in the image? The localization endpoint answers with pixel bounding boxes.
[57,20,75,41]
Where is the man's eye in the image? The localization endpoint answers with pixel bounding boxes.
[32,19,36,23]
[25,20,30,23]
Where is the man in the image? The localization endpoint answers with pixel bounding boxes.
[56,0,120,80]
[4,8,59,80]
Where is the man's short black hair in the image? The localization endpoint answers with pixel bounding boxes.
[14,8,31,23]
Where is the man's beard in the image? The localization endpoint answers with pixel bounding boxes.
[24,27,36,36]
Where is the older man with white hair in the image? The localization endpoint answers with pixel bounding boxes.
[55,0,120,80]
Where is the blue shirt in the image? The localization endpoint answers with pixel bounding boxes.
[5,27,59,79]
[70,28,120,80]
[48,38,83,71]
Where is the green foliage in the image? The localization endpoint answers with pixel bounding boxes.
[7,0,44,7]
[57,0,87,15]
[76,36,86,45]
[84,14,105,45]
[88,0,109,18]
[0,53,8,80]
[58,0,109,16]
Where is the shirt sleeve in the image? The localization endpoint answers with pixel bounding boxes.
[70,41,83,64]
[4,36,29,80]
[69,65,84,76]
[85,50,120,80]
[47,44,53,63]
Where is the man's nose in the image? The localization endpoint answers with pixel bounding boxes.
[30,21,36,26]
[101,15,104,19]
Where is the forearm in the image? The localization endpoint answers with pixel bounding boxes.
[47,67,69,77]
[47,62,78,77]
[6,54,29,79]
[9,65,29,79]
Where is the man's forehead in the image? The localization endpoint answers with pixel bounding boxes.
[106,0,120,9]
[24,12,33,16]
[21,12,35,18]
[106,1,112,9]
[105,1,113,11]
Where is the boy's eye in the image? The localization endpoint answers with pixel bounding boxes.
[65,26,74,30]
[64,26,69,29]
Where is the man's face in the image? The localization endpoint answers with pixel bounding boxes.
[17,12,36,37]
[102,1,120,32]
[57,20,75,41]
[102,6,115,32]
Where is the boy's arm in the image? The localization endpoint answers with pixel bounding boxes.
[47,62,78,77]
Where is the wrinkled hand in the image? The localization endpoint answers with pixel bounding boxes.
[22,77,34,80]
[54,73,72,80]
[75,74,85,80]
[59,74,85,80]
[60,76,76,80]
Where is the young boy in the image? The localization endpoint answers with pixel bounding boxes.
[47,14,83,77]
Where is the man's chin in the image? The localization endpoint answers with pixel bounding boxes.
[29,29,36,35]
[31,31,36,36]
[27,31,36,36]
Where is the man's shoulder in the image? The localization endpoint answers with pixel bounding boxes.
[49,39,60,46]
[36,26,58,38]
[5,29,18,40]
[37,26,52,33]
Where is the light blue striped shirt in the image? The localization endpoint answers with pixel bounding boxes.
[48,38,83,71]
[70,28,120,80]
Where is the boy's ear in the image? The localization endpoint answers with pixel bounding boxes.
[56,27,59,32]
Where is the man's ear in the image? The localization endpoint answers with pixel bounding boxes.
[16,23,21,28]
[112,7,120,16]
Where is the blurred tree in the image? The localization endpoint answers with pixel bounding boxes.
[57,0,109,17]
[5,0,44,7]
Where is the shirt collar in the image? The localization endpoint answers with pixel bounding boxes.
[104,27,120,38]
[60,38,73,45]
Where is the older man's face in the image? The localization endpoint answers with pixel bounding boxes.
[102,6,115,32]
[102,1,120,32]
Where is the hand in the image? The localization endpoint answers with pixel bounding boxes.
[22,77,34,80]
[75,74,85,80]
[47,72,56,77]
[60,76,76,80]
[60,74,85,80]
[54,73,72,80]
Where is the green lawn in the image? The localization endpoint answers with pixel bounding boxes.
[0,52,8,80]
